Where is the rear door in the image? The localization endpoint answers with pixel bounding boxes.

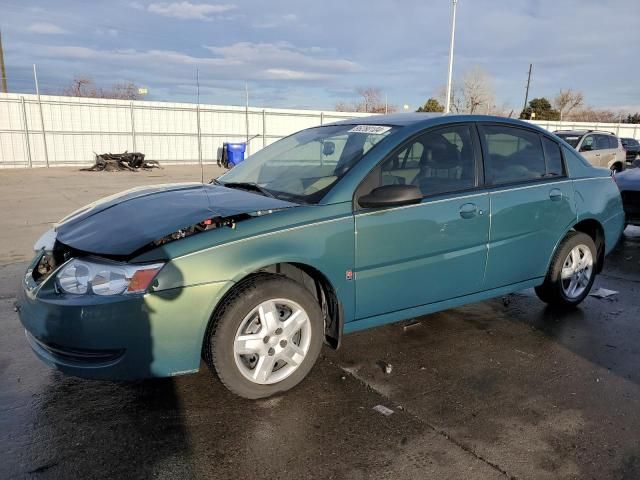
[595,134,615,168]
[354,124,490,319]
[479,124,576,289]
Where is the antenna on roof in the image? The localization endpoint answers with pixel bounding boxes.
[196,68,204,184]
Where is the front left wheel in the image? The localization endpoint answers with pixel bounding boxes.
[204,274,324,399]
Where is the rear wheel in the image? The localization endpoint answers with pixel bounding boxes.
[204,274,324,399]
[535,231,597,308]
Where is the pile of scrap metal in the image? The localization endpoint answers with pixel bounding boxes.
[82,152,161,172]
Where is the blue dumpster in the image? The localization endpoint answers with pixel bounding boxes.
[222,142,246,168]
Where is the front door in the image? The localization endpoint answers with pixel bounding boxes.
[354,124,490,319]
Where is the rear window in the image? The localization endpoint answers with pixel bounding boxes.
[608,136,620,149]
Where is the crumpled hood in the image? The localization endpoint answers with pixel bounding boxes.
[615,168,640,191]
[55,182,297,256]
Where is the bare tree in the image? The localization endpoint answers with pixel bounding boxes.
[335,87,396,113]
[61,76,142,100]
[436,67,495,114]
[461,67,494,114]
[554,89,584,120]
[569,107,619,123]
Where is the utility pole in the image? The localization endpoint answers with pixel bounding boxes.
[0,30,8,93]
[522,63,532,114]
[444,0,458,114]
[245,82,249,155]
[33,64,50,167]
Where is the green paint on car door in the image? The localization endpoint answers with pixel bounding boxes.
[354,192,490,319]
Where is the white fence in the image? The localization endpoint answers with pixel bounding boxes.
[0,93,369,168]
[1,92,638,168]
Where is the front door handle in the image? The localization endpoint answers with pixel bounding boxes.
[459,203,478,219]
[549,188,563,201]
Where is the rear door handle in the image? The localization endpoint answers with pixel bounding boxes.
[549,188,562,201]
[459,203,478,219]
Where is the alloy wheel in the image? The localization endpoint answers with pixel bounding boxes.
[233,298,311,385]
[560,244,593,299]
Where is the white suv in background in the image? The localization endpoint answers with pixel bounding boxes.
[554,130,626,172]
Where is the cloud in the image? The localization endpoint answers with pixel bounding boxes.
[262,69,333,81]
[96,28,119,37]
[42,42,358,84]
[204,42,360,74]
[144,2,237,20]
[253,13,298,29]
[27,23,68,35]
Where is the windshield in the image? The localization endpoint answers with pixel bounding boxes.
[217,124,396,203]
[555,133,582,148]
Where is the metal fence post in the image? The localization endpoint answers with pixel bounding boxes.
[262,109,266,148]
[20,96,33,168]
[130,101,137,152]
[320,111,324,125]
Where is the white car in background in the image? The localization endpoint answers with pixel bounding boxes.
[555,130,626,172]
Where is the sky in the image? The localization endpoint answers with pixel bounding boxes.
[1,0,639,111]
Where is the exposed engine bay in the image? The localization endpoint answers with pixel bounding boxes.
[32,213,252,285]
[151,214,249,246]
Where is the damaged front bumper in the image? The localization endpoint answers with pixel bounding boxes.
[17,252,230,380]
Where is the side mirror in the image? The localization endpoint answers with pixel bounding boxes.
[322,141,335,156]
[358,184,422,209]
[580,144,593,152]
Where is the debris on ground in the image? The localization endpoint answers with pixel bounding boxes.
[589,288,619,299]
[372,405,394,416]
[82,152,161,172]
[403,321,422,331]
[502,296,512,307]
[377,360,393,374]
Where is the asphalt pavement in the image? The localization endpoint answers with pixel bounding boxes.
[1,167,639,479]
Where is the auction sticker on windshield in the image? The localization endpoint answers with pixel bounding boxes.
[348,125,392,135]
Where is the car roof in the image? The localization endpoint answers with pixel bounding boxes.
[329,112,547,130]
[555,129,615,136]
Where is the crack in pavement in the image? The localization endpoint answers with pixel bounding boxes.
[337,363,516,479]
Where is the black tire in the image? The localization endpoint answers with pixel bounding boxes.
[204,274,324,399]
[535,231,597,308]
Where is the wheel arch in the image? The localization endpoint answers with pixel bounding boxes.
[203,261,345,355]
[572,218,606,273]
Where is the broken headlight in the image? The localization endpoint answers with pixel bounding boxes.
[56,258,164,296]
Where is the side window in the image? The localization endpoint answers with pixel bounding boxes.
[608,136,619,149]
[378,125,476,196]
[581,135,595,150]
[481,125,546,184]
[594,134,609,150]
[541,137,565,176]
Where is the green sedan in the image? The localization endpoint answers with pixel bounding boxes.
[17,114,625,398]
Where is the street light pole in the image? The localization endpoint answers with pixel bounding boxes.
[444,0,458,114]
